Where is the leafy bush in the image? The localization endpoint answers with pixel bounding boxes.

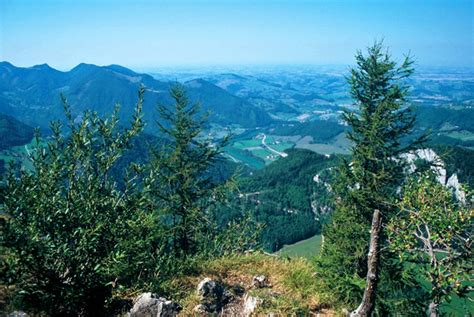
[0,89,166,315]
[387,172,473,316]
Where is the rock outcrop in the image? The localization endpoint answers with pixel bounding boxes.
[401,148,467,203]
[251,275,270,288]
[242,294,263,316]
[129,292,181,317]
[195,278,232,314]
[193,277,264,316]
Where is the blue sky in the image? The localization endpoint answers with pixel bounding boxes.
[0,0,472,69]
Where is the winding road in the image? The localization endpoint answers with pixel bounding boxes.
[261,134,288,158]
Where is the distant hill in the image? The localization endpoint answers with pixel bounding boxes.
[185,79,273,127]
[206,73,300,115]
[269,120,346,143]
[206,73,299,114]
[0,113,34,151]
[414,105,474,133]
[0,62,273,130]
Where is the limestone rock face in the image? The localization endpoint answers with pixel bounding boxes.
[401,148,447,184]
[401,148,468,203]
[193,304,209,314]
[195,278,232,313]
[129,292,181,317]
[193,277,265,316]
[446,173,466,203]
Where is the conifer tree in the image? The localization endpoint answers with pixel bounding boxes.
[316,42,426,315]
[146,84,232,256]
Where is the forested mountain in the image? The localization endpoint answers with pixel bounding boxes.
[0,62,272,130]
[185,78,273,127]
[0,113,34,151]
[230,149,339,251]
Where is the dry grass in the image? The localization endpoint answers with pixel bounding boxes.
[165,252,336,316]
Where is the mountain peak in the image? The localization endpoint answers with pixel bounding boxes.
[70,63,100,73]
[0,61,17,69]
[185,78,212,88]
[105,64,138,76]
[31,63,55,70]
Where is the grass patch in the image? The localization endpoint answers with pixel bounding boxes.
[166,252,332,315]
[278,235,323,259]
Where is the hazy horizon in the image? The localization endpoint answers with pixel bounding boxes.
[4,61,474,76]
[1,0,472,69]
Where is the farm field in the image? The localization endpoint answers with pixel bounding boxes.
[295,133,350,155]
[223,133,295,168]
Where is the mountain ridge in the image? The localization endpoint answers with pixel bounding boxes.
[0,62,273,130]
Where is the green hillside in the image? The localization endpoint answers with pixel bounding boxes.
[0,114,35,151]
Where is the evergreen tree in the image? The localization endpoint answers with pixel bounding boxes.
[316,42,427,314]
[146,84,232,256]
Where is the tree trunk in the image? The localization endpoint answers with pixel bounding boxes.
[351,209,382,317]
[428,301,439,317]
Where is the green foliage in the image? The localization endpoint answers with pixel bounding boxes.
[200,213,263,257]
[145,84,235,255]
[0,89,154,315]
[316,41,427,313]
[387,172,473,314]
